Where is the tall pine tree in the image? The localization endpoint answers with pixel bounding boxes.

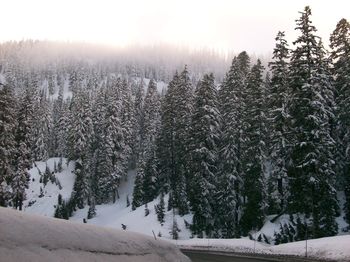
[188,73,221,237]
[267,31,291,216]
[330,18,350,225]
[218,52,250,237]
[0,85,17,207]
[240,60,267,235]
[288,6,338,238]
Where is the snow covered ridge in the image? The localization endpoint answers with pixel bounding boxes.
[177,236,350,262]
[0,207,190,262]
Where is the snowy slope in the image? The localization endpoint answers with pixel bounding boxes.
[70,170,193,240]
[24,158,75,217]
[21,158,350,261]
[24,159,192,240]
[0,207,190,262]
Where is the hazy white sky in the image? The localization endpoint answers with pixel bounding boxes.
[1,0,349,53]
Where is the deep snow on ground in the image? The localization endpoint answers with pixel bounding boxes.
[24,158,75,217]
[22,158,350,261]
[271,235,350,261]
[176,238,270,254]
[0,207,190,262]
[70,170,193,240]
[177,235,350,261]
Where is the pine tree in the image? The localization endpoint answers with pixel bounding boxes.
[91,87,107,202]
[94,77,130,204]
[0,85,17,207]
[56,101,70,158]
[155,192,165,224]
[142,151,159,203]
[188,73,221,237]
[144,203,150,216]
[330,18,350,224]
[130,79,145,167]
[240,60,267,235]
[120,79,134,177]
[288,6,338,237]
[172,67,194,215]
[267,31,291,216]
[51,83,64,156]
[170,217,180,240]
[142,79,161,159]
[67,89,94,162]
[156,68,193,215]
[87,197,97,219]
[57,157,63,172]
[32,90,52,161]
[68,88,94,208]
[43,164,53,186]
[12,87,35,210]
[103,80,124,202]
[156,73,180,197]
[217,52,250,237]
[139,79,161,203]
[132,162,145,210]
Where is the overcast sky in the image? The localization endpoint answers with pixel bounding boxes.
[1,0,349,53]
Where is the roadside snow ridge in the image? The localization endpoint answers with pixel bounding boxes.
[0,207,190,262]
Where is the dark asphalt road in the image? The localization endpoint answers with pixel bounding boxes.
[182,251,277,262]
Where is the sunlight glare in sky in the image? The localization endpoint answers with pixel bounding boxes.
[1,0,349,52]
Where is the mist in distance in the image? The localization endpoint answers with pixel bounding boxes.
[1,0,349,54]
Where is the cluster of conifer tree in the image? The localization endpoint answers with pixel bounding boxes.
[0,6,349,242]
[132,7,350,241]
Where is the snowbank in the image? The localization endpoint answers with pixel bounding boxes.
[176,238,270,254]
[177,235,350,261]
[0,207,190,262]
[271,235,350,261]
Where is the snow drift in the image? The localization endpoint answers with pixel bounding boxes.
[177,235,350,261]
[0,207,190,262]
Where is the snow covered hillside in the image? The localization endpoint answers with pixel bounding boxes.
[24,158,349,242]
[0,207,190,262]
[70,170,193,240]
[20,158,350,261]
[23,158,75,217]
[24,158,193,239]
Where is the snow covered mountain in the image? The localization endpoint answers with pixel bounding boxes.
[0,207,190,262]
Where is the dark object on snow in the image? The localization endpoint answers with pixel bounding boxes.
[121,223,127,230]
[83,218,87,223]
